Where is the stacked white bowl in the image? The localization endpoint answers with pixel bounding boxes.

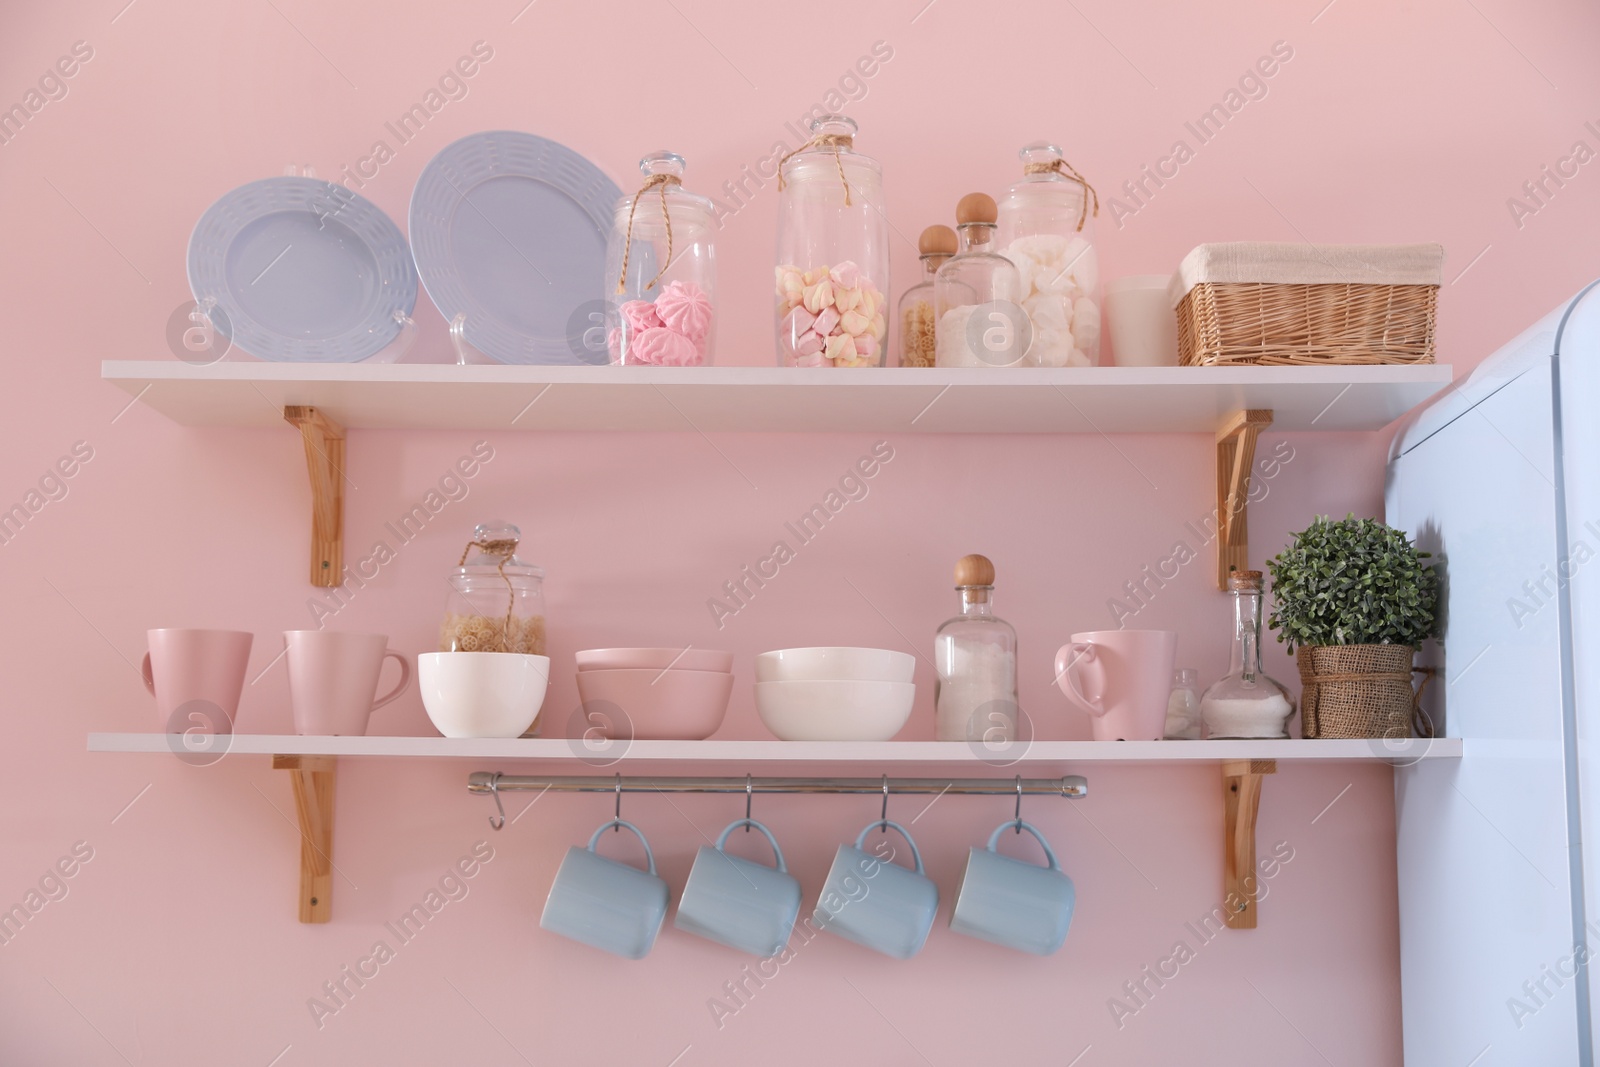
[754,647,916,742]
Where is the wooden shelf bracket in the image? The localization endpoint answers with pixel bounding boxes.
[1216,409,1274,589]
[1222,758,1277,929]
[273,754,336,923]
[283,406,345,588]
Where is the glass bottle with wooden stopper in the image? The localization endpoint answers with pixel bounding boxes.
[897,225,956,368]
[935,554,1019,742]
[1200,570,1294,738]
[935,194,1031,367]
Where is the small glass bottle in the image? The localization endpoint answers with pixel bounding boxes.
[1201,571,1294,739]
[774,114,889,367]
[934,554,1019,742]
[1166,668,1202,740]
[935,194,1030,368]
[995,141,1101,366]
[897,225,956,367]
[604,151,717,366]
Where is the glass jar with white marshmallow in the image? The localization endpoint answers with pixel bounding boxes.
[995,142,1101,366]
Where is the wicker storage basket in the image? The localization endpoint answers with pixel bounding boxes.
[1297,645,1430,739]
[1169,242,1443,367]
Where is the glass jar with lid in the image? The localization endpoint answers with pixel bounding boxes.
[898,225,956,367]
[440,521,547,657]
[995,141,1101,366]
[604,151,717,366]
[934,554,1019,743]
[1200,571,1294,739]
[774,115,889,367]
[934,194,1030,368]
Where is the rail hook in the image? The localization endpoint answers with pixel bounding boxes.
[487,772,506,832]
[1014,775,1023,833]
[880,774,890,832]
[745,773,753,831]
[614,773,622,830]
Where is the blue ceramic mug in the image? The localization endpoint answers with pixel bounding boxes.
[674,818,802,957]
[813,820,938,960]
[949,819,1075,955]
[540,819,669,959]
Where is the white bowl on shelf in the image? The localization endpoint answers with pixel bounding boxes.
[418,652,549,738]
[754,679,916,742]
[755,647,915,684]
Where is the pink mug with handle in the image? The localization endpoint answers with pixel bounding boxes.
[143,629,254,732]
[285,631,411,736]
[1055,630,1179,741]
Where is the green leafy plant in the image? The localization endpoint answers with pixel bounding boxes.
[1266,515,1439,652]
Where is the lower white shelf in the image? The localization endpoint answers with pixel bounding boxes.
[86,733,1463,764]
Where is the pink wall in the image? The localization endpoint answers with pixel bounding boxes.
[2,0,1598,1062]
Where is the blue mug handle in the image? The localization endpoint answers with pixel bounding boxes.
[986,819,1061,872]
[587,819,657,876]
[714,818,788,874]
[854,819,925,876]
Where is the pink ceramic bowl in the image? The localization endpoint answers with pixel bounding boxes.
[575,647,735,673]
[574,667,734,740]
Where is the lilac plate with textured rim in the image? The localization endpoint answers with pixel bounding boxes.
[409,131,621,365]
[187,177,416,362]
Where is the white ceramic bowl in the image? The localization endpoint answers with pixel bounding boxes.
[754,679,916,741]
[575,647,734,673]
[755,647,915,684]
[418,652,550,738]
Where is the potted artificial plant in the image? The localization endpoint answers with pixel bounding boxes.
[1266,515,1440,739]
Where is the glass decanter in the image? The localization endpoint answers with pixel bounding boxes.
[934,554,1019,742]
[774,114,889,367]
[1200,571,1294,739]
[934,194,1029,367]
[995,141,1101,366]
[604,151,717,366]
[897,225,955,367]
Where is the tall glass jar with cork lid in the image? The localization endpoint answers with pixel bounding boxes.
[995,141,1101,366]
[934,554,1019,743]
[774,115,889,367]
[604,151,717,367]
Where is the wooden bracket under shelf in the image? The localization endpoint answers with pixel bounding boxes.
[273,754,336,923]
[283,406,345,588]
[1216,409,1275,589]
[1222,758,1277,929]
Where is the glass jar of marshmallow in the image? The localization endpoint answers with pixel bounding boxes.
[995,141,1101,366]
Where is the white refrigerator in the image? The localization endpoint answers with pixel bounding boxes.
[1388,279,1600,1064]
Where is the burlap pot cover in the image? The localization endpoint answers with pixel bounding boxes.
[1296,645,1420,739]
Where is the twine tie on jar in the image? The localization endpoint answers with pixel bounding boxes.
[616,173,682,295]
[777,134,854,206]
[458,537,519,653]
[1023,159,1099,232]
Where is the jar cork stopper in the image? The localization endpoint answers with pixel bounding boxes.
[918,224,958,257]
[1228,569,1263,592]
[955,553,996,587]
[955,193,998,227]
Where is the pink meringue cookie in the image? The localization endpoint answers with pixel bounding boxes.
[829,261,861,289]
[812,306,841,337]
[619,299,662,334]
[656,280,713,343]
[632,326,701,367]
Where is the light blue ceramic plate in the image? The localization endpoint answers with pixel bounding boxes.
[187,177,417,362]
[409,131,621,365]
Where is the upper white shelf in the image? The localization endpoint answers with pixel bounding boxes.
[101,362,1452,433]
[87,733,1462,765]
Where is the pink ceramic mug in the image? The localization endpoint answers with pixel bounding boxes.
[285,631,411,736]
[1054,630,1179,741]
[143,629,254,732]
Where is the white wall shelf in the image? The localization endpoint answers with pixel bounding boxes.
[88,733,1462,764]
[101,361,1451,433]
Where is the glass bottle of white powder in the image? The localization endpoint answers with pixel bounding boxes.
[935,554,1019,742]
[1200,570,1294,739]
